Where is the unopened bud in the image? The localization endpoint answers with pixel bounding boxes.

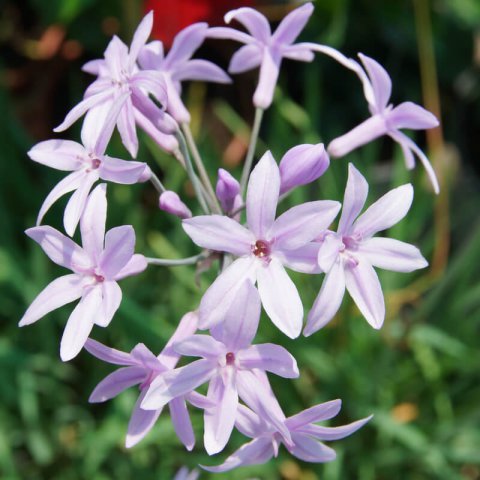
[216,168,241,213]
[159,191,192,219]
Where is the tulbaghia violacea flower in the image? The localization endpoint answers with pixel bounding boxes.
[304,164,428,336]
[19,184,147,361]
[56,11,178,157]
[279,143,330,194]
[215,168,241,215]
[203,399,372,472]
[138,23,231,124]
[208,2,315,109]
[159,191,192,219]
[29,97,150,236]
[86,311,210,449]
[327,53,440,193]
[182,151,340,338]
[142,282,298,455]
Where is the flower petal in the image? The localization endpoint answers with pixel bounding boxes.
[99,156,149,184]
[169,396,195,451]
[317,234,343,273]
[26,226,91,272]
[60,286,102,361]
[173,59,231,84]
[117,97,139,158]
[272,2,314,45]
[287,433,337,463]
[297,415,373,440]
[225,8,271,42]
[256,259,303,338]
[80,183,106,263]
[97,280,122,327]
[228,44,262,74]
[113,254,148,281]
[19,274,84,327]
[174,334,226,359]
[182,215,253,256]
[275,243,321,274]
[89,366,146,402]
[281,43,315,62]
[84,338,134,366]
[28,140,85,171]
[345,259,385,329]
[99,226,135,279]
[353,184,413,238]
[358,53,392,112]
[246,151,280,238]
[128,11,153,67]
[253,50,280,109]
[338,163,369,235]
[388,101,439,130]
[304,260,345,336]
[285,399,342,430]
[164,23,208,67]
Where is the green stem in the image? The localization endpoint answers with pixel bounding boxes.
[146,253,206,267]
[149,171,167,195]
[240,107,264,197]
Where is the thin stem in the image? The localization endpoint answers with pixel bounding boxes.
[175,131,210,214]
[146,253,206,267]
[240,107,264,196]
[149,171,167,194]
[182,123,222,214]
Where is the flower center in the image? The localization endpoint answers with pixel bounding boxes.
[91,158,101,169]
[94,273,105,283]
[225,352,235,365]
[252,240,271,258]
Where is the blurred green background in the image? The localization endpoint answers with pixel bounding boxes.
[1,0,479,479]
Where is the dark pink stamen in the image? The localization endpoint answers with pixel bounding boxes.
[94,274,105,283]
[226,352,235,365]
[252,240,270,258]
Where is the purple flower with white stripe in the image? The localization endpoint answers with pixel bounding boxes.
[182,151,340,338]
[327,53,440,193]
[208,2,315,109]
[141,282,298,455]
[56,12,178,157]
[30,96,150,236]
[138,23,231,124]
[304,164,428,336]
[202,399,371,472]
[19,184,147,361]
[85,311,210,449]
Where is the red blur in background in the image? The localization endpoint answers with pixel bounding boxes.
[145,0,254,46]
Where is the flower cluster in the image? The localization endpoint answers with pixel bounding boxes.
[21,3,438,474]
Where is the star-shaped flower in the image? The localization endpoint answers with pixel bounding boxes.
[182,151,340,338]
[20,184,147,361]
[304,164,428,336]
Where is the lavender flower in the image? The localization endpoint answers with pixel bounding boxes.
[208,3,315,109]
[215,168,241,214]
[182,151,340,338]
[142,282,298,454]
[56,12,178,157]
[19,184,147,361]
[203,399,371,472]
[304,164,428,335]
[138,23,231,124]
[86,311,210,449]
[30,97,150,236]
[327,53,440,193]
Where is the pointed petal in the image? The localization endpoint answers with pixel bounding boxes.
[201,437,273,473]
[103,36,128,78]
[60,286,102,361]
[137,40,164,70]
[272,2,314,45]
[97,280,122,327]
[359,237,428,272]
[117,97,139,158]
[80,98,113,152]
[89,366,146,402]
[353,184,413,238]
[162,75,190,123]
[282,43,315,62]
[228,44,262,74]
[388,102,439,130]
[125,388,162,448]
[63,172,99,237]
[141,359,215,410]
[286,399,342,429]
[345,259,385,329]
[130,343,159,370]
[26,226,91,272]
[159,311,199,369]
[338,163,369,235]
[206,26,253,45]
[99,226,135,279]
[173,334,225,359]
[246,151,280,238]
[358,53,392,111]
[36,170,85,226]
[235,404,266,438]
[99,156,149,184]
[80,183,106,262]
[297,415,373,440]
[28,140,85,171]
[237,343,299,378]
[187,391,214,410]
[173,59,231,84]
[210,280,260,350]
[164,23,208,67]
[287,433,336,463]
[253,50,280,109]
[304,260,345,336]
[327,114,387,158]
[84,338,134,366]
[204,373,238,455]
[317,234,343,273]
[270,200,341,250]
[129,11,153,67]
[199,257,257,329]
[19,274,84,327]
[169,397,195,451]
[113,254,147,280]
[133,107,179,153]
[275,243,321,274]
[225,8,271,42]
[182,215,253,256]
[257,259,303,338]
[82,58,104,75]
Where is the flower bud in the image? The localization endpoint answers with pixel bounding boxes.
[216,168,241,213]
[279,143,330,194]
[159,191,192,219]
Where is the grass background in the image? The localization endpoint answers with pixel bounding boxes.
[0,0,479,479]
